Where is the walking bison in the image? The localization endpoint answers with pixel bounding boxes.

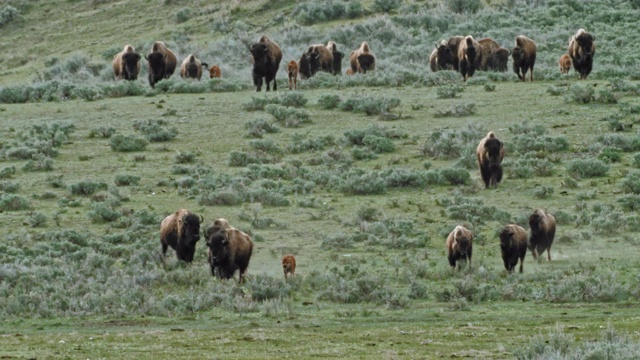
[112,44,141,81]
[512,35,537,82]
[249,35,282,92]
[349,41,376,74]
[476,132,505,188]
[446,225,473,270]
[499,224,528,273]
[160,209,203,263]
[528,209,557,261]
[146,41,177,88]
[206,224,253,283]
[568,29,596,80]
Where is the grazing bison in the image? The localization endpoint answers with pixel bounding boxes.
[160,209,203,263]
[282,254,296,280]
[559,54,572,74]
[205,224,253,283]
[446,225,473,270]
[430,39,455,72]
[512,35,537,82]
[528,209,557,261]
[208,65,222,79]
[287,60,299,90]
[250,35,283,92]
[568,29,596,80]
[499,224,528,273]
[146,41,177,88]
[476,132,505,188]
[350,41,376,74]
[326,41,344,75]
[112,44,141,81]
[180,54,206,80]
[457,35,482,81]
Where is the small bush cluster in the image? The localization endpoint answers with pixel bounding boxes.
[339,96,401,116]
[434,103,476,117]
[109,134,148,152]
[114,174,141,186]
[318,94,341,109]
[264,104,311,127]
[436,84,464,99]
[565,158,609,178]
[244,118,280,138]
[0,5,21,27]
[69,180,108,196]
[293,0,364,25]
[133,119,178,142]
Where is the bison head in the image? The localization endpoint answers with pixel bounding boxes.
[146,52,167,77]
[436,42,454,70]
[180,213,202,248]
[483,137,503,166]
[250,43,270,65]
[499,227,514,252]
[299,53,320,78]
[357,54,375,73]
[206,225,229,266]
[576,32,595,57]
[455,232,472,256]
[121,52,141,80]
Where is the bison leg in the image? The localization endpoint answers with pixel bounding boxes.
[448,254,457,269]
[253,73,263,92]
[546,247,552,262]
[480,165,491,188]
[519,256,524,273]
[529,65,534,82]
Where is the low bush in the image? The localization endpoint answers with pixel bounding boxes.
[69,180,108,196]
[109,134,148,152]
[133,119,178,142]
[114,174,141,186]
[434,103,476,117]
[264,104,311,126]
[339,96,401,116]
[0,194,31,211]
[244,118,280,138]
[565,158,609,178]
[318,94,341,109]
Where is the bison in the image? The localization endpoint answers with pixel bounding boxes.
[559,54,572,74]
[477,38,509,72]
[205,224,253,283]
[568,29,595,80]
[499,224,528,273]
[349,41,376,74]
[180,54,206,80]
[494,47,510,72]
[208,65,222,79]
[528,209,557,262]
[250,35,283,92]
[446,225,473,270]
[512,35,537,82]
[282,254,296,281]
[146,41,177,88]
[287,60,299,90]
[298,51,320,80]
[326,41,344,75]
[476,132,505,188]
[345,68,354,75]
[430,39,455,72]
[457,35,482,81]
[112,44,141,81]
[160,209,203,263]
[446,36,465,71]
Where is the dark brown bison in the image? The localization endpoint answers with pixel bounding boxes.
[446,225,473,270]
[298,51,320,80]
[160,209,203,263]
[446,36,465,71]
[512,35,537,82]
[476,132,505,188]
[146,41,177,88]
[568,29,596,80]
[326,41,344,75]
[349,41,376,74]
[494,47,510,72]
[287,60,299,90]
[528,209,557,261]
[430,39,455,72]
[250,35,283,92]
[112,45,141,81]
[477,38,509,72]
[180,54,206,80]
[205,224,253,283]
[559,54,572,74]
[457,35,482,81]
[282,254,296,281]
[499,224,528,273]
[208,65,222,79]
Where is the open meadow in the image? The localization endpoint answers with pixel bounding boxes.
[2,0,640,359]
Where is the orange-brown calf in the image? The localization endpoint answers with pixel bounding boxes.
[282,254,296,280]
[208,65,221,79]
[287,60,299,90]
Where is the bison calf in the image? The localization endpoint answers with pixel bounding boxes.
[287,60,299,90]
[206,224,253,283]
[160,209,203,263]
[559,54,572,74]
[528,209,556,262]
[476,132,505,188]
[282,254,296,280]
[208,65,222,79]
[499,224,528,273]
[446,225,473,270]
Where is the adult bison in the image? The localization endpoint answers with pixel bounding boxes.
[206,224,253,283]
[146,41,177,88]
[528,209,556,261]
[476,132,505,188]
[287,60,299,90]
[112,45,141,81]
[568,29,596,80]
[250,35,282,92]
[477,37,509,72]
[298,51,320,80]
[499,224,528,273]
[180,54,206,80]
[282,254,296,281]
[430,39,455,72]
[457,35,482,81]
[446,36,465,71]
[349,41,376,74]
[446,225,473,270]
[512,35,537,82]
[559,54,572,74]
[326,41,344,75]
[160,209,203,263]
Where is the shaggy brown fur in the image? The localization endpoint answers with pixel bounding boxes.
[208,65,222,78]
[447,36,465,71]
[457,35,482,81]
[349,41,376,74]
[476,132,505,188]
[478,37,500,71]
[512,35,537,82]
[494,47,510,72]
[429,40,454,72]
[446,225,473,270]
[213,218,232,229]
[499,224,528,273]
[306,44,334,74]
[568,29,596,80]
[112,44,141,81]
[345,68,354,75]
[559,54,572,74]
[282,254,297,280]
[145,41,177,88]
[250,35,283,92]
[160,209,203,263]
[205,224,253,283]
[287,60,299,90]
[180,54,204,80]
[528,209,557,261]
[326,41,344,75]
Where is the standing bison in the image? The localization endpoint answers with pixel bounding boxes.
[430,39,455,72]
[208,65,222,79]
[180,54,206,80]
[477,38,509,72]
[559,54,572,74]
[476,132,505,188]
[298,51,320,80]
[250,35,282,92]
[112,45,141,81]
[568,29,596,80]
[528,209,557,262]
[282,254,297,281]
[146,41,177,88]
[206,224,253,283]
[457,35,482,81]
[446,225,473,270]
[349,41,376,74]
[326,41,344,75]
[499,224,528,273]
[512,35,537,82]
[160,209,203,263]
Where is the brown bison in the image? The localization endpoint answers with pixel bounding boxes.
[512,35,537,82]
[528,209,557,261]
[477,38,509,72]
[112,44,141,81]
[430,39,455,72]
[446,225,473,270]
[345,68,354,75]
[326,41,344,75]
[205,224,253,283]
[213,218,232,229]
[208,65,222,79]
[287,60,299,90]
[499,224,528,273]
[457,35,482,81]
[568,29,596,80]
[250,35,283,92]
[282,254,296,280]
[446,36,465,71]
[160,209,203,263]
[349,41,376,74]
[476,132,505,188]
[559,54,572,74]
[180,54,206,80]
[146,41,177,88]
[298,51,320,80]
[494,48,510,72]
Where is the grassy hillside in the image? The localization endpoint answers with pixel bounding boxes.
[2,0,640,359]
